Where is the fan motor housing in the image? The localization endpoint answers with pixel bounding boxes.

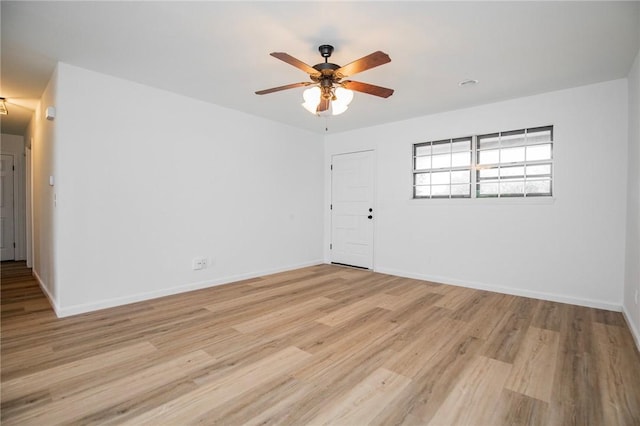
[313,62,340,75]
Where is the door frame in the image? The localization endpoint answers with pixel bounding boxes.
[1,153,16,261]
[0,134,27,262]
[329,149,376,270]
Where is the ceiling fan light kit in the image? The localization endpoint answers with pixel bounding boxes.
[256,44,394,117]
[302,86,353,116]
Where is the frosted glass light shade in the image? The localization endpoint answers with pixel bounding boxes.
[302,86,321,114]
[334,88,354,106]
[303,87,321,104]
[302,101,318,114]
[331,103,348,115]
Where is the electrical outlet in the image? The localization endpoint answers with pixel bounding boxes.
[192,258,206,270]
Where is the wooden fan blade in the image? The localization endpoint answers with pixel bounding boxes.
[342,80,394,98]
[270,52,320,75]
[317,97,330,113]
[335,51,391,78]
[255,82,312,95]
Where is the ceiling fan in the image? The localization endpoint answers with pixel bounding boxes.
[255,44,394,116]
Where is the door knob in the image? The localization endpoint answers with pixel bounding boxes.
[368,215,373,219]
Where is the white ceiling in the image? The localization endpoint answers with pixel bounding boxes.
[2,1,639,135]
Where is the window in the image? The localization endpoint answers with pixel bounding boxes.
[413,125,553,199]
[413,137,472,198]
[476,126,553,197]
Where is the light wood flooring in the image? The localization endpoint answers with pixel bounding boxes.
[1,261,639,425]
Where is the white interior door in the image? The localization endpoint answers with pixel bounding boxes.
[331,150,374,269]
[1,154,15,261]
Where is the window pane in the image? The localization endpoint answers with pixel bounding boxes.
[415,144,431,156]
[452,152,471,167]
[431,171,450,185]
[478,167,499,179]
[500,180,525,195]
[415,173,430,185]
[414,185,430,197]
[415,156,430,170]
[527,127,552,144]
[500,165,525,178]
[451,170,470,184]
[431,153,451,169]
[525,179,551,195]
[526,144,551,161]
[431,141,450,154]
[451,184,470,197]
[451,138,471,152]
[500,130,526,148]
[526,164,551,176]
[478,133,499,149]
[478,182,499,196]
[501,147,525,163]
[478,149,499,165]
[431,185,450,197]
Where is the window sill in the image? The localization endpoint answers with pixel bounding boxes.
[408,197,556,206]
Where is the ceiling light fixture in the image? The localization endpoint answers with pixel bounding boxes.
[256,44,393,116]
[0,98,7,115]
[301,85,354,116]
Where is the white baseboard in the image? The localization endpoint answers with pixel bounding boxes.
[33,268,62,317]
[622,305,640,352]
[374,267,622,312]
[53,259,324,318]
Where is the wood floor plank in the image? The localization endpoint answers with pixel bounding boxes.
[3,350,217,425]
[306,367,412,425]
[504,326,560,402]
[396,335,485,423]
[2,261,639,425]
[531,299,564,332]
[483,309,533,364]
[283,348,399,425]
[383,315,463,378]
[592,322,640,424]
[316,295,389,326]
[202,376,314,426]
[490,388,550,426]
[297,307,395,354]
[0,344,53,379]
[1,341,157,402]
[233,296,334,333]
[548,304,604,425]
[293,309,399,383]
[427,355,512,426]
[122,346,311,425]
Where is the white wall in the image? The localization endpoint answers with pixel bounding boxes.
[29,67,59,306]
[23,122,33,267]
[43,63,324,316]
[0,133,27,260]
[624,49,640,348]
[325,79,629,310]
